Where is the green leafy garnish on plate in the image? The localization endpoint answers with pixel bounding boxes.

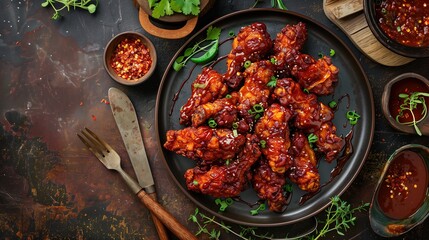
[173,26,221,71]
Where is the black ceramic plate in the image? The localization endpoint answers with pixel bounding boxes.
[155,9,375,226]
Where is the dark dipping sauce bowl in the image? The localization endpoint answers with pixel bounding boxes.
[104,31,157,86]
[381,72,429,136]
[369,144,429,237]
[363,0,429,58]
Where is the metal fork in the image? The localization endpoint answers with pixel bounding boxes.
[77,127,197,240]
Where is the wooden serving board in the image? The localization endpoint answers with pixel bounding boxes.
[323,0,414,66]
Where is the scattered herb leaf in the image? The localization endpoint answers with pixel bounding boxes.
[250,203,266,215]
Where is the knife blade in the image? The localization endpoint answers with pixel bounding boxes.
[108,87,169,240]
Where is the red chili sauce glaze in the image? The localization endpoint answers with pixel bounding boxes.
[377,150,428,219]
[110,38,152,80]
[375,0,429,47]
[388,77,429,123]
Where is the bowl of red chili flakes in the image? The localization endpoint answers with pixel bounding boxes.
[104,31,157,85]
[364,0,429,58]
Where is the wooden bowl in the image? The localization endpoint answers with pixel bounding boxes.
[104,31,157,85]
[363,0,429,58]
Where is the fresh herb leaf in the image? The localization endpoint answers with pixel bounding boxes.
[307,196,369,240]
[41,0,98,20]
[150,0,200,19]
[267,76,278,88]
[271,0,288,10]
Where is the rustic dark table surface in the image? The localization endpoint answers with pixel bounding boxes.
[1,0,428,239]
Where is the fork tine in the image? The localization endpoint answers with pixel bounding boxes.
[84,127,115,153]
[81,128,107,155]
[77,132,105,160]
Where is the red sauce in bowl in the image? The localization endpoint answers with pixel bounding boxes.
[388,77,429,123]
[375,0,429,47]
[377,150,428,219]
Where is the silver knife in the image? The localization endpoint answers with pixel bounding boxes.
[108,87,169,240]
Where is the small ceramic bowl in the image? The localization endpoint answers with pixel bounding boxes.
[363,0,429,58]
[104,31,157,85]
[369,144,429,237]
[381,72,429,136]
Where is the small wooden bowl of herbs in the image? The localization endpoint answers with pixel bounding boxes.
[382,72,429,136]
[104,31,157,85]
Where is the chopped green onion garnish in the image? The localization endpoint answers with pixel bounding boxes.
[244,60,252,68]
[270,57,277,64]
[259,139,266,148]
[307,133,318,143]
[228,31,235,37]
[329,100,337,109]
[225,94,232,99]
[329,49,336,57]
[208,118,217,128]
[252,104,264,113]
[215,198,234,212]
[232,129,238,137]
[346,110,361,125]
[193,180,199,185]
[232,122,238,129]
[303,88,310,94]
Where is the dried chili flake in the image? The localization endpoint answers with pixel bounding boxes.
[110,38,152,81]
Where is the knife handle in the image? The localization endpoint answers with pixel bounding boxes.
[147,192,170,240]
[136,190,197,240]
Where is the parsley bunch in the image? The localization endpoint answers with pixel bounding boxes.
[148,0,201,19]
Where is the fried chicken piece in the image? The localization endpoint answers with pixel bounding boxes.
[273,77,333,131]
[224,22,273,89]
[255,103,293,174]
[238,60,275,125]
[273,78,344,161]
[164,126,246,163]
[180,68,228,125]
[191,92,239,128]
[288,132,320,192]
[184,134,261,198]
[271,22,307,76]
[290,54,339,95]
[252,157,287,212]
[314,122,344,162]
[271,22,339,95]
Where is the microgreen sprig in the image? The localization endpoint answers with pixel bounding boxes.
[250,203,266,215]
[41,0,98,20]
[396,92,429,136]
